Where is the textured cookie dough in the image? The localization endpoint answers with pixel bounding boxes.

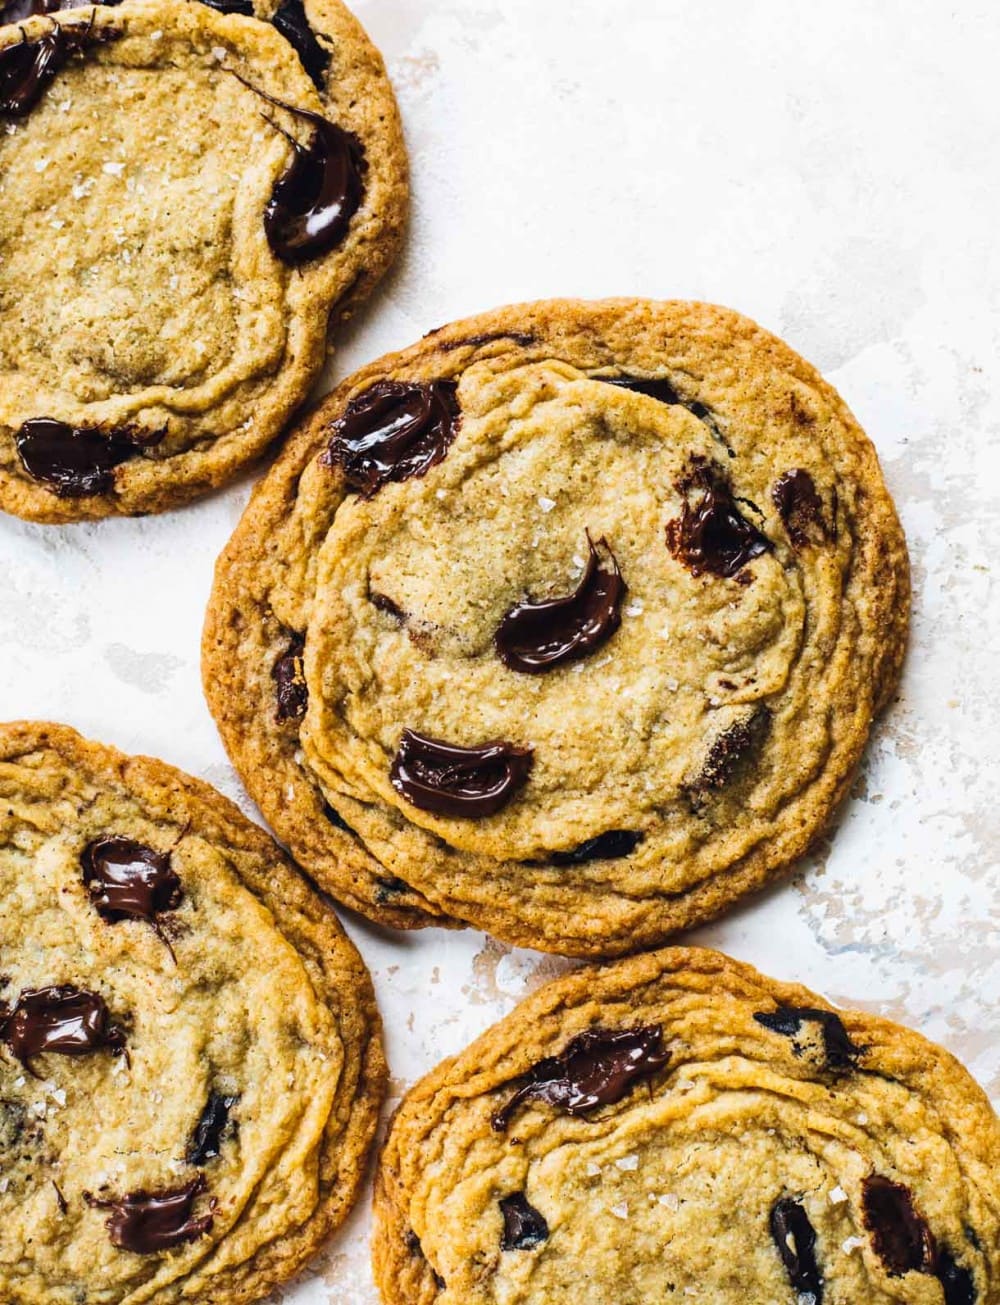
[202,299,910,954]
[0,0,407,522]
[373,947,1000,1304]
[0,721,386,1305]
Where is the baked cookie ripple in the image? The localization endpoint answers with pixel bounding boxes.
[203,299,910,954]
[0,721,385,1305]
[0,0,406,521]
[373,948,999,1304]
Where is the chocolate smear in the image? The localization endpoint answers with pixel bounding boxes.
[499,1192,549,1250]
[548,829,643,866]
[271,0,328,89]
[0,15,118,117]
[862,1176,936,1277]
[272,633,307,721]
[187,1092,239,1165]
[52,1180,68,1214]
[81,837,182,954]
[666,459,772,578]
[601,375,684,406]
[491,1024,668,1131]
[237,76,363,264]
[687,706,771,804]
[495,534,626,674]
[86,1175,213,1254]
[0,985,126,1075]
[773,469,830,548]
[14,417,165,497]
[937,1248,977,1305]
[391,729,532,819]
[198,0,254,12]
[323,379,460,497]
[770,1197,824,1301]
[0,0,89,21]
[753,1006,863,1072]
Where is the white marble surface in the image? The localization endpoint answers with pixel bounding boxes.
[2,2,999,1300]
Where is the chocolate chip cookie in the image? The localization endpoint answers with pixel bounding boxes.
[202,299,910,954]
[0,0,406,522]
[0,720,385,1304]
[373,946,999,1304]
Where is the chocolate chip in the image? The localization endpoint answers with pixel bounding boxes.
[52,1180,68,1215]
[862,1175,936,1277]
[0,15,118,117]
[323,379,460,497]
[85,1175,213,1254]
[548,829,643,865]
[198,0,254,12]
[187,1092,239,1165]
[601,375,684,405]
[272,633,307,721]
[390,729,532,819]
[14,417,165,497]
[271,0,329,89]
[81,837,182,950]
[0,985,126,1075]
[937,1248,977,1305]
[666,459,772,578]
[753,1006,863,1072]
[499,1192,549,1250]
[370,591,406,622]
[770,1197,824,1301]
[772,469,831,548]
[491,1024,668,1131]
[495,534,626,674]
[687,706,771,803]
[232,77,363,265]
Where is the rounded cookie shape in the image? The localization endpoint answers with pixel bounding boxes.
[0,721,385,1305]
[0,0,406,522]
[373,947,1000,1304]
[202,298,910,954]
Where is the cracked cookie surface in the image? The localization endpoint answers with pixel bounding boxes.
[203,299,909,954]
[373,947,999,1304]
[0,0,406,521]
[0,720,385,1305]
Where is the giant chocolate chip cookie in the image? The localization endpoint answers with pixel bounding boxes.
[0,720,385,1304]
[0,0,406,521]
[374,947,998,1304]
[203,299,910,955]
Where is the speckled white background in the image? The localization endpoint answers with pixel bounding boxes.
[1,1,998,1299]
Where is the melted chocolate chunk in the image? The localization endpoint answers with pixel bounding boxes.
[198,0,254,12]
[14,417,164,497]
[491,1025,668,1131]
[81,837,182,946]
[601,375,683,405]
[0,16,117,117]
[272,633,307,721]
[86,1175,213,1254]
[666,460,772,578]
[187,1092,238,1165]
[499,1192,549,1251]
[753,1006,863,1072]
[773,469,830,547]
[548,829,643,866]
[937,1248,976,1305]
[770,1198,824,1301]
[862,1176,936,1277]
[0,985,126,1074]
[370,591,406,622]
[0,0,81,21]
[391,730,531,819]
[495,535,626,674]
[323,379,460,497]
[437,330,537,351]
[241,78,363,264]
[272,0,328,88]
[688,706,771,802]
